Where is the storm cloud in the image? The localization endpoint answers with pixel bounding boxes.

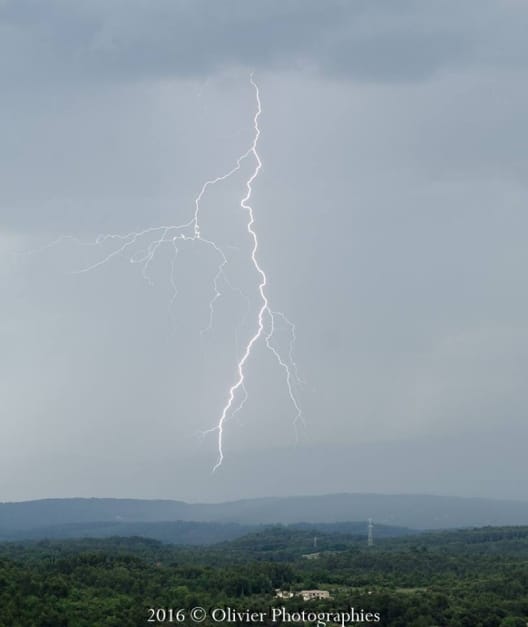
[1,1,528,502]
[1,0,527,86]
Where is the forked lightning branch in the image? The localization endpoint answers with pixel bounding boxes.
[36,76,303,470]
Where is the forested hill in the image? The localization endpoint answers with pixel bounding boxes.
[2,493,528,531]
[3,526,528,626]
[0,519,413,545]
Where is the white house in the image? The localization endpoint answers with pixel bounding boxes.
[299,590,331,601]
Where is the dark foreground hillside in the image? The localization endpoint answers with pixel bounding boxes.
[1,526,528,626]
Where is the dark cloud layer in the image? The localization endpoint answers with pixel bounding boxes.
[1,0,528,85]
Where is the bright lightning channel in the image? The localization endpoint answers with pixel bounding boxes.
[205,76,303,470]
[30,75,303,470]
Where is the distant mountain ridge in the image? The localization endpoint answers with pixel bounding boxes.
[2,493,528,536]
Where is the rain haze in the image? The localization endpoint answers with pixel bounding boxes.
[1,0,528,503]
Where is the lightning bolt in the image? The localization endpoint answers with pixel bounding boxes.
[206,76,304,471]
[25,75,303,470]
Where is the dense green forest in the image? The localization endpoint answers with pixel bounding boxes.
[1,525,528,626]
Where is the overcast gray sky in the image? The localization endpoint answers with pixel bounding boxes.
[2,0,528,502]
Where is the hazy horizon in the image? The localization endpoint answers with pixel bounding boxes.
[4,490,528,506]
